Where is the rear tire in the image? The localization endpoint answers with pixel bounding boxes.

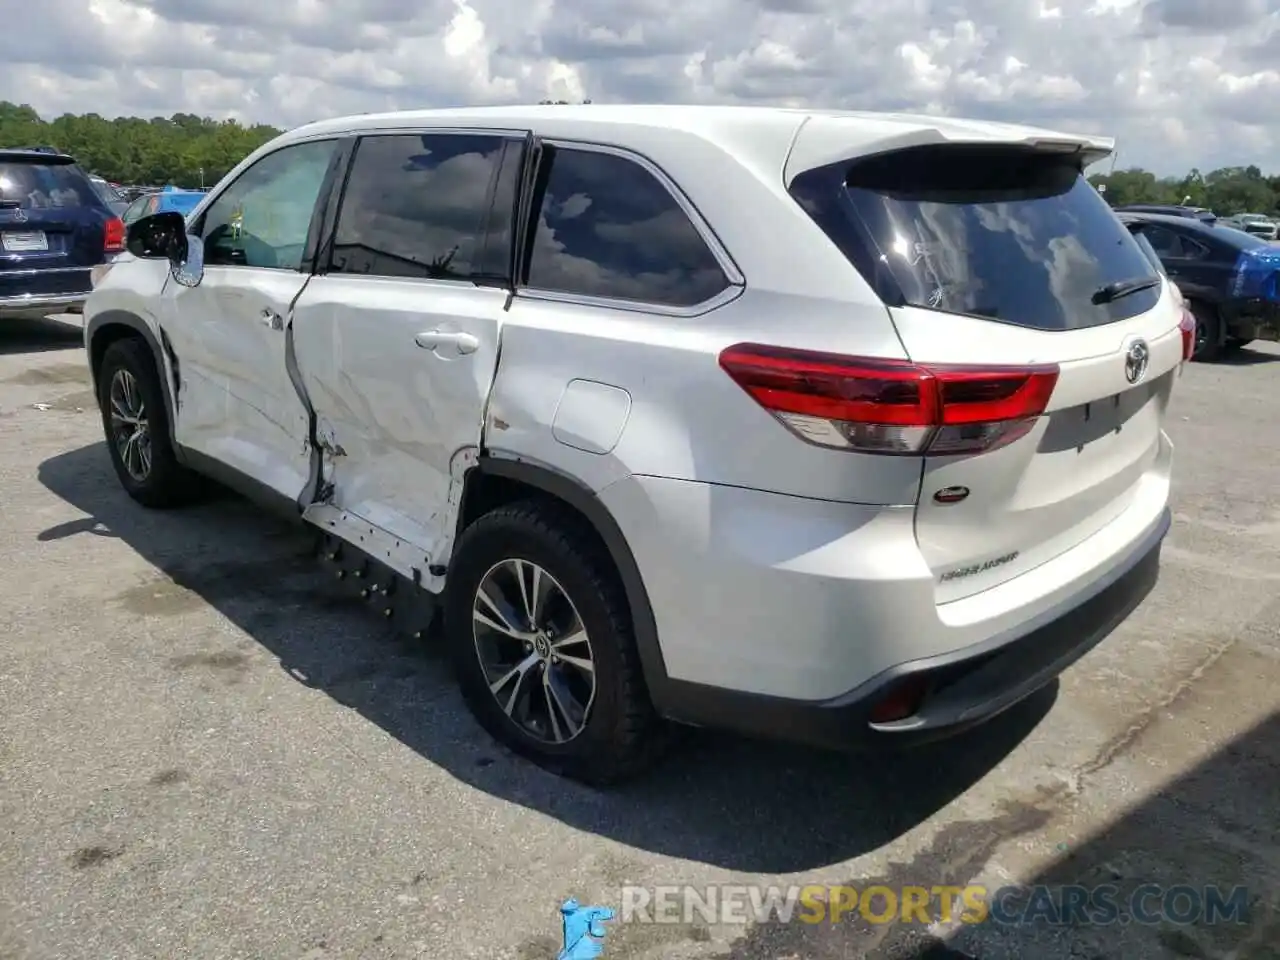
[443,499,669,785]
[96,337,203,508]
[1189,301,1223,362]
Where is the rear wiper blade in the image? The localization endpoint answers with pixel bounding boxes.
[1092,275,1161,305]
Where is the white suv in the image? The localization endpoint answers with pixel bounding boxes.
[84,105,1191,783]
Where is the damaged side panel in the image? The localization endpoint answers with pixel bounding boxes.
[289,274,508,593]
[160,266,315,500]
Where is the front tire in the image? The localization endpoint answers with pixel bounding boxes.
[444,499,668,784]
[96,337,202,508]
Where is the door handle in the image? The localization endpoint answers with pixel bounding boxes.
[415,330,479,355]
[260,308,284,331]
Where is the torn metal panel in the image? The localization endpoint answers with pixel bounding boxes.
[303,503,438,589]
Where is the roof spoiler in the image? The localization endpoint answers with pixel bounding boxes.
[784,116,1115,184]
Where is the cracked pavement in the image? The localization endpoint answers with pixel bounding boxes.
[0,315,1277,960]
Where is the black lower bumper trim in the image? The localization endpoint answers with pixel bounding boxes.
[655,507,1170,752]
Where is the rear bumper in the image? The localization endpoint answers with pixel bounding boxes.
[600,437,1172,751]
[1222,298,1280,340]
[0,292,88,317]
[655,507,1167,751]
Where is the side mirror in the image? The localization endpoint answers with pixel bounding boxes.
[124,211,204,288]
[171,231,204,288]
[125,211,187,260]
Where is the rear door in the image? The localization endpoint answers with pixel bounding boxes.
[0,154,110,299]
[291,129,521,568]
[792,143,1181,602]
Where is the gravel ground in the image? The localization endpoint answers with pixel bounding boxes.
[0,314,1276,960]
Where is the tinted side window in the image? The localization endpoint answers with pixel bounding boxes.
[330,133,505,281]
[199,139,337,270]
[1139,225,1181,258]
[1181,236,1210,260]
[1124,225,1166,275]
[526,147,729,307]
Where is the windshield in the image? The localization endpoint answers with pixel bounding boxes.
[795,145,1162,331]
[0,160,94,209]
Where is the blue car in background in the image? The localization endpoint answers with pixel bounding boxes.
[1118,210,1280,359]
[120,186,205,226]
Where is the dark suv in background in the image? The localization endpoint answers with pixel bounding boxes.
[0,148,125,319]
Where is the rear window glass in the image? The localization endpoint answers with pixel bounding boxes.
[0,161,94,209]
[1214,225,1269,250]
[791,146,1163,330]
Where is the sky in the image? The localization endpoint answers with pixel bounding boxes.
[5,0,1280,176]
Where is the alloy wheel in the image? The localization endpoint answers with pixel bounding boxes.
[471,558,597,744]
[108,368,152,482]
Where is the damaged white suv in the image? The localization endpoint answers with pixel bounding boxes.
[84,105,1189,783]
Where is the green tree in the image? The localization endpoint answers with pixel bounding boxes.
[1090,162,1280,217]
[0,101,282,188]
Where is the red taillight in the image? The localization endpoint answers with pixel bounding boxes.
[103,217,125,254]
[1178,307,1196,362]
[718,343,1060,457]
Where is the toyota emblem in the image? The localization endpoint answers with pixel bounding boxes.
[1124,339,1150,384]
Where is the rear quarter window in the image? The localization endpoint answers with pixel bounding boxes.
[790,145,1163,330]
[0,161,95,209]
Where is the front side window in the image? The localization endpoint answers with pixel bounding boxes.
[791,145,1163,330]
[122,196,150,224]
[199,139,337,270]
[525,147,730,308]
[329,133,506,282]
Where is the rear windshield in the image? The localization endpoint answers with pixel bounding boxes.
[1214,224,1270,250]
[0,160,95,209]
[790,145,1163,330]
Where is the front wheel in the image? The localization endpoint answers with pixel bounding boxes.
[96,337,202,508]
[443,500,669,784]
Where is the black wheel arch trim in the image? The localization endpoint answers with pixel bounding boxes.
[85,309,181,453]
[463,455,677,710]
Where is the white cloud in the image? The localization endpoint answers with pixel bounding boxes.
[5,0,1280,174]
